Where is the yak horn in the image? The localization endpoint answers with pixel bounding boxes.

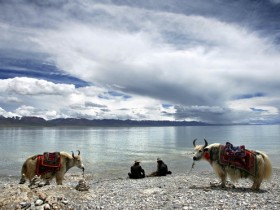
[71,151,75,158]
[204,138,208,148]
[77,150,80,155]
[193,138,197,147]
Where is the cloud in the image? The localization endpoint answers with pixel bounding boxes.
[0,77,171,120]
[32,3,280,108]
[227,96,279,124]
[84,101,107,108]
[174,105,229,123]
[0,0,280,123]
[0,77,76,95]
[270,0,280,4]
[0,107,15,118]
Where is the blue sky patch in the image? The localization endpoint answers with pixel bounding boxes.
[250,108,267,112]
[108,91,132,99]
[0,57,89,87]
[235,92,265,100]
[162,104,173,109]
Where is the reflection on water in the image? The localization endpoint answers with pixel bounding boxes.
[0,125,279,179]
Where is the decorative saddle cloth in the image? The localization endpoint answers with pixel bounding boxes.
[224,142,246,157]
[219,143,257,176]
[36,152,61,176]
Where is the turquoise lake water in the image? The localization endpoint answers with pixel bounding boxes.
[0,125,279,180]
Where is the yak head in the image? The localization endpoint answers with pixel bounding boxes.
[192,138,209,161]
[71,150,85,172]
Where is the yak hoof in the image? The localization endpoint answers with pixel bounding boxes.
[210,181,226,188]
[19,178,26,184]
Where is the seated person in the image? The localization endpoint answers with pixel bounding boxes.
[147,158,172,177]
[128,160,145,179]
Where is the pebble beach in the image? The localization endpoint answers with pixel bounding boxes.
[0,168,279,210]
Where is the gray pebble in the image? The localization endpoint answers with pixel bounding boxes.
[35,199,44,206]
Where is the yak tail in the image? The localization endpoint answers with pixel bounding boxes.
[259,151,272,180]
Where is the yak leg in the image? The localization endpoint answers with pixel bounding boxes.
[19,161,29,184]
[55,177,63,185]
[45,179,51,185]
[252,158,265,191]
[55,172,64,185]
[19,174,26,184]
[251,179,262,191]
[213,164,227,188]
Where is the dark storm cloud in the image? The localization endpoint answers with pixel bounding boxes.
[84,102,107,108]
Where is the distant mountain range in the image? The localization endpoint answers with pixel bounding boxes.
[0,116,210,127]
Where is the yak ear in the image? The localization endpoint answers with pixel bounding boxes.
[203,148,209,152]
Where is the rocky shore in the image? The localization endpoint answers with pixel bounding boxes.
[0,168,279,209]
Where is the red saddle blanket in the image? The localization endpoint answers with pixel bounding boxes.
[219,145,257,176]
[36,152,61,176]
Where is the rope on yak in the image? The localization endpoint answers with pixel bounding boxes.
[187,161,195,175]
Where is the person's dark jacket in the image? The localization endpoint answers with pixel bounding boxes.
[128,164,145,179]
[148,161,172,177]
[157,162,172,176]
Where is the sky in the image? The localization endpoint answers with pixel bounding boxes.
[0,0,280,124]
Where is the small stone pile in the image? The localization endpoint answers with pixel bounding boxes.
[75,179,90,191]
[28,175,49,189]
[28,175,44,189]
[16,193,69,210]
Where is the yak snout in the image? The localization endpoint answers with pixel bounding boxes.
[193,156,198,161]
[79,164,85,172]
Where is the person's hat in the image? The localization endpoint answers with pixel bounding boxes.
[157,158,163,162]
[134,160,141,163]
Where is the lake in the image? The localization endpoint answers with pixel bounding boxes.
[0,125,279,180]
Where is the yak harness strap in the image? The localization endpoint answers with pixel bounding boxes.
[204,151,211,161]
[36,152,61,176]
